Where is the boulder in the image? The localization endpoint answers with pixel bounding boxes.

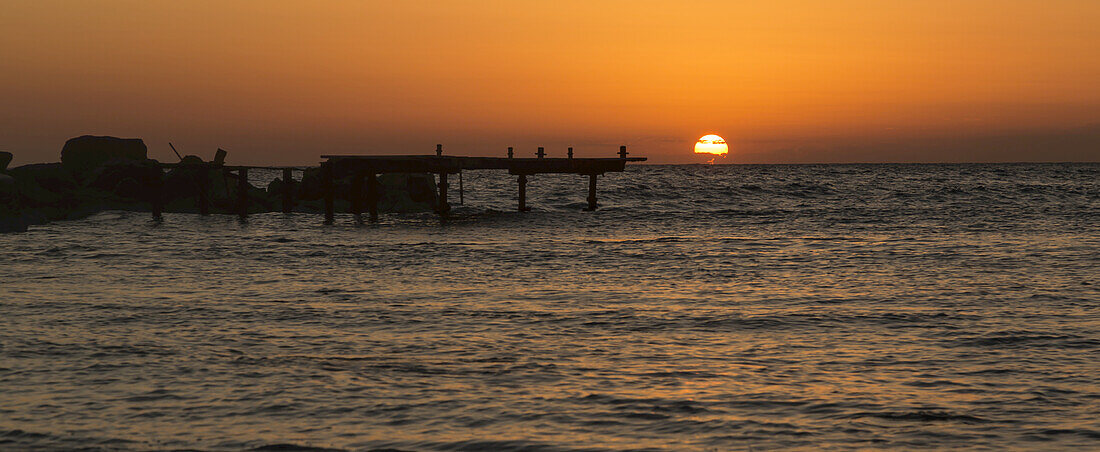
[8,163,79,197]
[297,167,324,200]
[86,158,163,199]
[378,173,437,213]
[60,135,147,176]
[267,176,295,196]
[0,173,15,209]
[164,155,222,203]
[0,151,11,171]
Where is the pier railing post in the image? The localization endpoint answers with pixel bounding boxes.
[518,174,530,212]
[585,174,598,211]
[281,168,294,213]
[237,167,249,219]
[437,172,450,215]
[367,173,379,223]
[323,162,334,225]
[351,171,364,223]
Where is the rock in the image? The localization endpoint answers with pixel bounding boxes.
[60,135,147,176]
[267,176,294,196]
[113,177,143,198]
[0,151,12,171]
[86,159,163,199]
[163,155,215,201]
[377,173,437,213]
[8,163,79,200]
[0,173,15,211]
[404,173,437,205]
[297,167,324,200]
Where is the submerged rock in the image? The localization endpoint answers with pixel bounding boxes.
[60,135,147,177]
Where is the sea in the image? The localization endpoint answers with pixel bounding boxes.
[2,163,1099,451]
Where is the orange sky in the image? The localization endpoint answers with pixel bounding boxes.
[2,0,1099,164]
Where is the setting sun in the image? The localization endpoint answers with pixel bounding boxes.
[694,134,729,156]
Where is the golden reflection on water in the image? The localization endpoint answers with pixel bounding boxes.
[2,164,1098,449]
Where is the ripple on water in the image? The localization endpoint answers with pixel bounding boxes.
[0,164,1098,450]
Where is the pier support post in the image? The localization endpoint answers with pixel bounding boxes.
[585,174,598,211]
[518,174,530,212]
[281,168,294,213]
[351,171,364,223]
[237,167,249,219]
[458,171,464,205]
[323,162,334,225]
[367,173,379,223]
[437,172,450,215]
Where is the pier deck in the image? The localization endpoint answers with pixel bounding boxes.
[155,146,646,223]
[320,155,646,175]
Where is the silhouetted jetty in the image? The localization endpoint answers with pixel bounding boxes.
[0,136,647,232]
[158,145,646,224]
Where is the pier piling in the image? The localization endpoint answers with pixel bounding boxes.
[518,174,530,212]
[438,173,450,214]
[586,174,598,211]
[323,162,334,225]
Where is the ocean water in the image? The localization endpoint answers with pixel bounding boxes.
[2,163,1099,451]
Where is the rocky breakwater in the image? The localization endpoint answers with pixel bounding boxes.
[1,136,439,233]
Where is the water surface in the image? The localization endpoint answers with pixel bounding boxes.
[2,163,1099,450]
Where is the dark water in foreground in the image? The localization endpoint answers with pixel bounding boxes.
[2,163,1099,451]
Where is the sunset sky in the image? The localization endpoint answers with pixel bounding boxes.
[2,0,1098,164]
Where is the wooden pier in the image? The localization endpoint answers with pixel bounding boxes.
[155,146,646,223]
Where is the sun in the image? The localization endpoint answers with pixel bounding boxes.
[694,134,728,156]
